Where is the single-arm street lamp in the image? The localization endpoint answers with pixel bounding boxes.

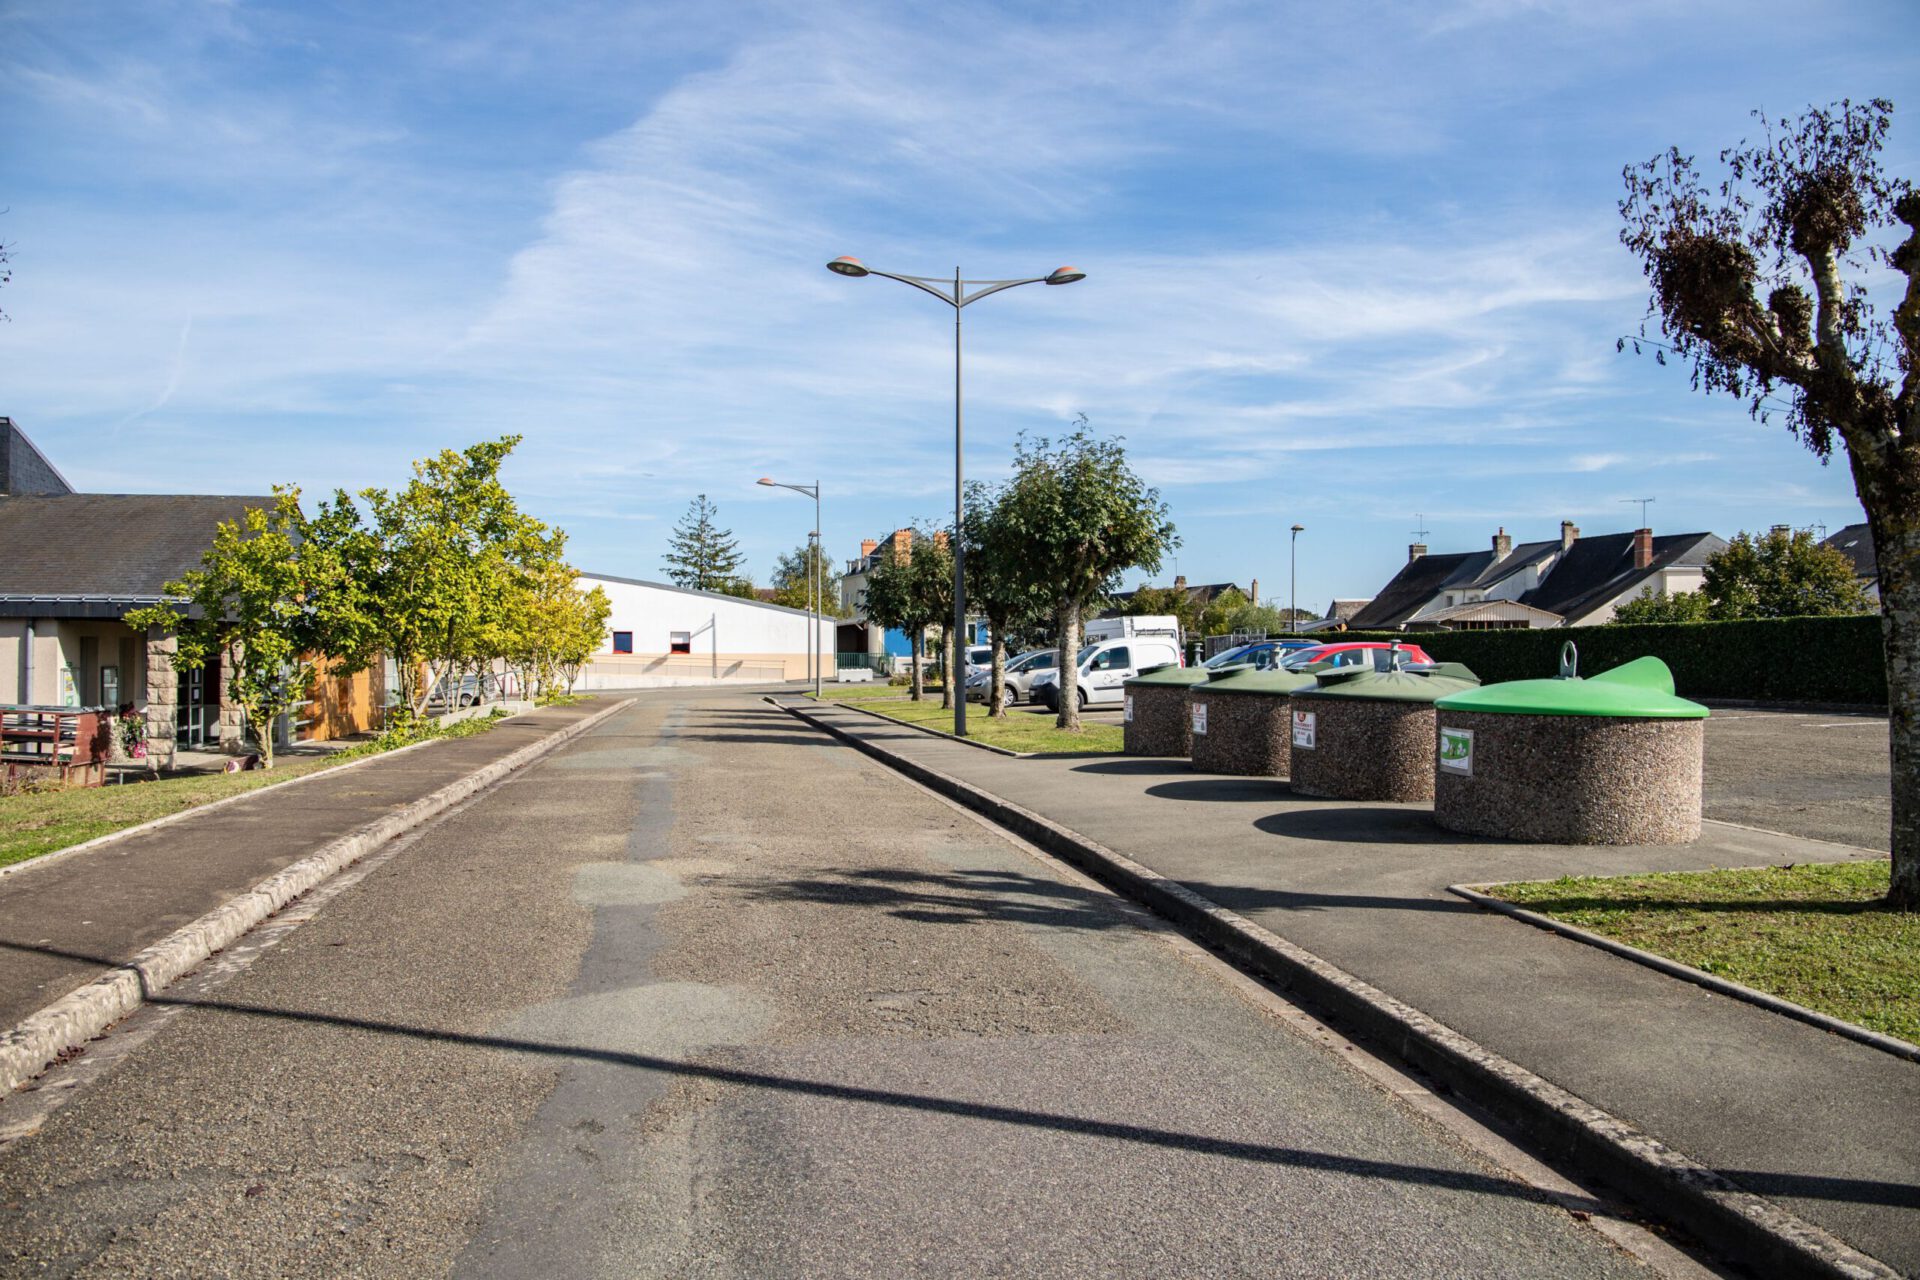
[758,477,823,698]
[826,256,1084,735]
[1290,524,1305,635]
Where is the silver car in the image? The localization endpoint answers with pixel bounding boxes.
[965,648,1058,705]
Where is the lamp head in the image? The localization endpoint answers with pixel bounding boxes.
[1045,266,1086,285]
[757,477,776,486]
[1291,524,1305,534]
[827,256,870,278]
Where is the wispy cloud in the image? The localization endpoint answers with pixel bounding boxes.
[1,0,1895,605]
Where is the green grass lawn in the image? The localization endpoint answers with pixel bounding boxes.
[0,710,513,870]
[819,691,1123,755]
[1,756,343,869]
[1486,860,1917,1047]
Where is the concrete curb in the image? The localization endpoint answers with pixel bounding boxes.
[784,699,1900,1280]
[788,697,1027,757]
[0,698,634,1095]
[0,737,448,882]
[1449,882,1920,1067]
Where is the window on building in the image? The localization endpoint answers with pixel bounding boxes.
[612,631,633,654]
[669,631,691,654]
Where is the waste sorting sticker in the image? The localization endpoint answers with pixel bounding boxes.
[1191,702,1208,736]
[1124,695,1134,724]
[1438,726,1474,776]
[1291,710,1316,750]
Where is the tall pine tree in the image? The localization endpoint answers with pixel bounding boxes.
[662,494,746,591]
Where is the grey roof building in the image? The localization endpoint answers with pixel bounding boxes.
[1821,523,1877,597]
[1349,522,1726,630]
[0,417,74,497]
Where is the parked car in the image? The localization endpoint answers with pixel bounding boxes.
[1202,639,1318,672]
[964,648,1058,704]
[1030,634,1184,711]
[1278,641,1433,671]
[427,671,505,710]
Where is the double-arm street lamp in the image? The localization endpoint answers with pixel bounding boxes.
[826,256,1085,735]
[757,477,822,698]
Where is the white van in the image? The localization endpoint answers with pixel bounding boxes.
[1030,628,1183,711]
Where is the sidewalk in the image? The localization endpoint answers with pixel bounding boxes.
[793,700,1920,1276]
[0,698,619,1034]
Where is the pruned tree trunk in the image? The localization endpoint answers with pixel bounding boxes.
[910,631,924,701]
[1055,601,1083,731]
[940,626,952,711]
[989,632,1008,718]
[1864,485,1920,908]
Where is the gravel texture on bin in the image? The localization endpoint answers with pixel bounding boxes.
[1123,681,1200,757]
[1187,686,1291,777]
[1431,711,1704,844]
[1290,699,1437,802]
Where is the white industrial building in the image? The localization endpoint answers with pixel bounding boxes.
[575,574,835,689]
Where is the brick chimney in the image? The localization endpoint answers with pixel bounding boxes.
[1560,521,1580,551]
[1492,527,1511,560]
[1173,574,1188,594]
[1249,578,1260,606]
[1633,527,1654,570]
[1408,543,1427,563]
[860,539,879,557]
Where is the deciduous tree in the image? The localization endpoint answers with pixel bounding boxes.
[1000,427,1177,730]
[126,490,320,769]
[1703,528,1874,619]
[1619,98,1918,904]
[963,481,1051,717]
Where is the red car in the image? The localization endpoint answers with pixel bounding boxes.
[1279,641,1434,671]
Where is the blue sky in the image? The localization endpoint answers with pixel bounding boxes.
[4,1,1916,612]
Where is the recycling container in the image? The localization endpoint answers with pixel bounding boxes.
[1123,665,1211,757]
[1187,667,1320,777]
[1431,647,1709,844]
[1288,664,1482,802]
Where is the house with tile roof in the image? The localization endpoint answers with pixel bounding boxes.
[0,419,382,766]
[1348,522,1727,631]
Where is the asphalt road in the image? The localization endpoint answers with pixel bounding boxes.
[1700,707,1890,850]
[0,691,1653,1278]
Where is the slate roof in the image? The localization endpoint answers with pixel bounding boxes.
[1822,523,1876,580]
[1324,598,1372,621]
[1521,531,1725,623]
[1346,552,1490,630]
[1349,531,1726,630]
[1110,581,1243,609]
[0,419,74,496]
[0,494,272,603]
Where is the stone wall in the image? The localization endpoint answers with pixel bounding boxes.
[1123,683,1195,757]
[1290,700,1437,802]
[1432,712,1704,844]
[1188,689,1291,777]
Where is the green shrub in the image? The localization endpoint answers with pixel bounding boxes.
[1281,615,1884,704]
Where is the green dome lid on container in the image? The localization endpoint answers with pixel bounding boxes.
[1294,665,1481,704]
[1432,645,1709,720]
[1125,664,1211,688]
[1199,666,1321,696]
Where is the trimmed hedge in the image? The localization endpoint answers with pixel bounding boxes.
[1284,615,1884,705]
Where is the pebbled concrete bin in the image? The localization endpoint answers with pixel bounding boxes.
[1432,649,1709,845]
[1123,666,1210,757]
[1289,665,1481,802]
[1187,668,1319,777]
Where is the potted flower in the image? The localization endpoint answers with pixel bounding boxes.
[118,706,148,760]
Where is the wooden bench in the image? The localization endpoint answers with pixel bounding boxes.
[1,706,113,787]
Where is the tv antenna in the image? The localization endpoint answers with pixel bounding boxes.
[1412,513,1430,542]
[1621,497,1655,527]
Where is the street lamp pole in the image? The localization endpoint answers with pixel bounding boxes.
[1290,524,1305,635]
[758,477,823,698]
[827,256,1084,736]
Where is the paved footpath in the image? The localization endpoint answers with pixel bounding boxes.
[794,701,1920,1275]
[0,697,619,1032]
[0,690,1659,1277]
